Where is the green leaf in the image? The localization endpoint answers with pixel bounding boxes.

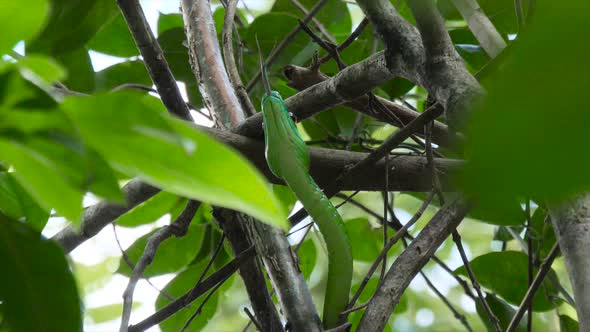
[27,0,118,55]
[476,293,526,332]
[559,315,579,332]
[0,138,83,222]
[115,191,183,227]
[158,13,184,35]
[156,262,220,332]
[63,92,288,229]
[0,214,82,332]
[297,236,317,280]
[468,196,525,226]
[0,0,49,54]
[158,28,193,82]
[344,218,381,262]
[0,172,49,231]
[17,55,66,84]
[530,207,557,259]
[459,3,590,202]
[0,70,57,109]
[0,107,70,134]
[117,222,205,277]
[54,49,96,93]
[94,60,151,92]
[88,13,138,57]
[271,184,297,213]
[454,251,557,311]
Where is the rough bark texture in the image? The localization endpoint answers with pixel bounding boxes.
[248,222,323,332]
[549,193,590,331]
[52,123,462,253]
[52,179,159,253]
[357,198,472,331]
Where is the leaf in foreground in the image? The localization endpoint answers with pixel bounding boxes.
[62,92,288,229]
[0,214,82,332]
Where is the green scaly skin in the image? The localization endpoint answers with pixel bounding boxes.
[261,91,353,329]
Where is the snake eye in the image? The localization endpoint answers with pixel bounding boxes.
[289,112,298,124]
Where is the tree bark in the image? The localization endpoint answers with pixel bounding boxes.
[549,193,590,331]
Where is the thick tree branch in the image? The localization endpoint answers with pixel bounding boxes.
[450,0,507,57]
[236,52,393,138]
[52,125,462,252]
[52,179,159,253]
[182,0,244,128]
[357,198,472,331]
[116,0,192,121]
[222,0,257,117]
[247,222,323,332]
[548,193,590,331]
[356,0,484,131]
[283,64,452,147]
[120,200,200,332]
[181,1,285,330]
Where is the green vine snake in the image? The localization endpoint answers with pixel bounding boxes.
[258,43,353,329]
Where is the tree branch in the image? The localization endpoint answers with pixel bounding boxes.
[548,193,590,331]
[116,0,192,120]
[357,198,472,331]
[356,0,484,131]
[120,201,200,332]
[450,0,507,57]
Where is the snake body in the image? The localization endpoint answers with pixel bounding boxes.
[261,91,353,328]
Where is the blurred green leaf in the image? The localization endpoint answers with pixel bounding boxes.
[529,207,557,259]
[156,261,220,332]
[158,13,184,34]
[0,172,49,231]
[88,13,138,57]
[17,54,66,84]
[115,191,183,227]
[271,184,297,213]
[0,0,48,54]
[297,236,316,280]
[117,222,205,277]
[344,218,381,262]
[0,108,70,134]
[95,60,151,92]
[0,138,84,222]
[0,214,82,332]
[63,92,288,229]
[158,28,193,82]
[559,315,579,332]
[54,49,95,93]
[455,251,557,311]
[476,293,527,332]
[28,0,118,55]
[459,2,590,203]
[468,196,525,226]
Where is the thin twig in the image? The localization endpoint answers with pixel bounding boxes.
[452,231,502,332]
[420,271,474,332]
[289,0,335,43]
[128,246,255,332]
[180,277,229,331]
[222,0,257,117]
[245,0,329,92]
[116,0,192,120]
[112,224,175,301]
[244,307,264,332]
[119,200,200,332]
[319,18,370,64]
[506,243,560,332]
[346,191,435,311]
